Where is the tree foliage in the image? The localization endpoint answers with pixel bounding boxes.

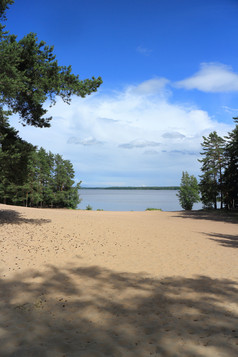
[198,119,238,210]
[0,120,81,208]
[0,1,102,127]
[198,132,225,209]
[177,171,200,210]
[223,118,238,209]
[0,1,97,209]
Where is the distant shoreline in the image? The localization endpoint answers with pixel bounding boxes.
[80,186,179,190]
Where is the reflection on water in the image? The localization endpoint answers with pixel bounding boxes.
[78,189,203,212]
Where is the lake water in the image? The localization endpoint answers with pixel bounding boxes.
[78,189,203,211]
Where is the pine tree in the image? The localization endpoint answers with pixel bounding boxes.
[0,119,81,208]
[0,116,35,205]
[198,132,225,209]
[0,1,102,127]
[0,1,92,208]
[223,118,238,209]
[53,154,80,208]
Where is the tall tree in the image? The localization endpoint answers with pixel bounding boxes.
[223,118,238,209]
[0,116,35,205]
[198,132,225,209]
[53,154,81,208]
[177,171,200,210]
[0,0,98,208]
[0,1,102,127]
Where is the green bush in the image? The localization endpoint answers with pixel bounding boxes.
[145,208,162,211]
[177,171,200,210]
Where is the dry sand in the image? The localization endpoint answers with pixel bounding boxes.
[0,204,237,356]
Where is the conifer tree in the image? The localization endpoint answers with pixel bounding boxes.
[223,118,238,209]
[0,1,102,127]
[0,116,35,205]
[0,1,97,208]
[198,132,225,209]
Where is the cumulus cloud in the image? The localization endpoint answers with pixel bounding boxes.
[162,131,186,139]
[10,78,233,186]
[98,117,119,123]
[175,63,238,92]
[168,150,198,156]
[67,136,104,146]
[119,140,161,149]
[126,78,170,96]
[143,150,159,155]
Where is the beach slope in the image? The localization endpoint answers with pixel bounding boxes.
[0,204,237,356]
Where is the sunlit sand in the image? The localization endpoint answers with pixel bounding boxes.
[0,204,237,356]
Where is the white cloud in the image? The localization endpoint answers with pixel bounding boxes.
[128,78,170,96]
[136,45,152,56]
[10,78,233,186]
[222,105,238,115]
[119,139,161,149]
[162,131,186,139]
[67,136,104,146]
[175,63,238,92]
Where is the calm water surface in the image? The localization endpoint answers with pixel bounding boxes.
[78,189,203,211]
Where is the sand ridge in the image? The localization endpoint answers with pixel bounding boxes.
[0,204,237,356]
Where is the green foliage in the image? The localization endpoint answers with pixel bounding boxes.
[223,119,238,209]
[0,120,81,208]
[177,172,200,211]
[0,1,14,21]
[0,114,35,204]
[0,1,102,127]
[86,205,93,210]
[145,208,162,211]
[198,119,238,210]
[0,1,98,209]
[198,132,225,209]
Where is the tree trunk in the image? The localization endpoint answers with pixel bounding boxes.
[220,166,223,209]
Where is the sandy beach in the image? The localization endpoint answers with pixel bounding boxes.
[0,203,237,356]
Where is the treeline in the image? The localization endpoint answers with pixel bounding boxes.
[199,117,238,210]
[0,118,81,208]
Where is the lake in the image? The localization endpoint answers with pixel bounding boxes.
[78,189,203,211]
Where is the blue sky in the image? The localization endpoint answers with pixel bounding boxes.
[6,0,238,186]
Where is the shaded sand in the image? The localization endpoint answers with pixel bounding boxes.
[0,204,237,356]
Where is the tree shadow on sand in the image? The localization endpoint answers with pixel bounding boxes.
[0,209,51,225]
[0,264,238,356]
[202,232,238,249]
[173,210,238,224]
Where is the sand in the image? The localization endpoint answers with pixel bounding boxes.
[0,204,237,356]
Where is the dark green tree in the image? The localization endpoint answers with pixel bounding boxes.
[198,132,225,209]
[0,1,98,208]
[223,118,238,209]
[53,154,81,208]
[177,171,200,210]
[0,1,102,127]
[0,115,35,205]
[0,118,81,208]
